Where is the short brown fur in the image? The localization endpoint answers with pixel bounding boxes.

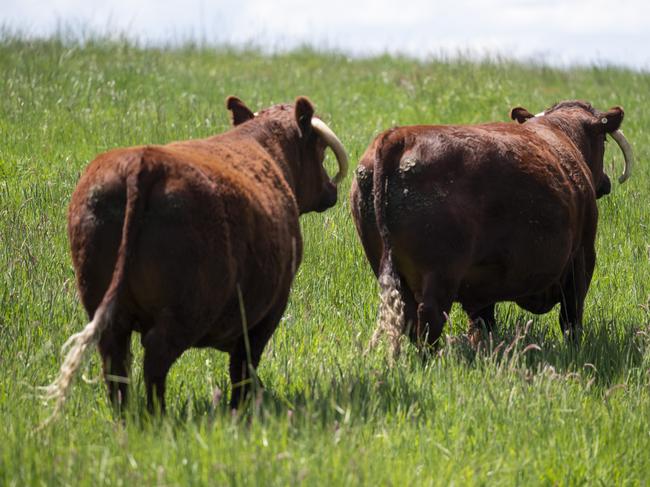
[352,100,625,349]
[66,96,341,411]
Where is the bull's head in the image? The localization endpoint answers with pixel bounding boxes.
[510,101,634,199]
[226,96,348,213]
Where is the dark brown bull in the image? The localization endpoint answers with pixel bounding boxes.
[43,96,348,417]
[351,100,633,354]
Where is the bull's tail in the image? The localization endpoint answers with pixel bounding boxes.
[367,131,406,359]
[39,154,150,427]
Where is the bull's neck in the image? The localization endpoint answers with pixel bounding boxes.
[539,116,601,192]
[238,123,299,194]
[543,117,591,162]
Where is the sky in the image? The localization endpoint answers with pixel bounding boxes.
[3,0,650,70]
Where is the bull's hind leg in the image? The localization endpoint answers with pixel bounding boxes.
[399,281,420,346]
[141,308,199,413]
[415,272,456,348]
[463,303,496,347]
[466,303,496,332]
[559,247,595,344]
[467,304,496,332]
[98,318,133,409]
[229,298,287,409]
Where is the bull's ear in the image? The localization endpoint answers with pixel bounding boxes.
[601,106,624,133]
[226,96,255,126]
[510,106,535,124]
[294,96,314,137]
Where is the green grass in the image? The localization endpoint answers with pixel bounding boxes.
[1,35,649,485]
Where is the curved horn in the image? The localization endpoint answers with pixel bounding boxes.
[609,129,634,183]
[311,118,349,185]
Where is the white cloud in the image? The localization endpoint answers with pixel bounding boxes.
[2,0,649,69]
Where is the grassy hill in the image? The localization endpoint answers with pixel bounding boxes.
[1,36,649,485]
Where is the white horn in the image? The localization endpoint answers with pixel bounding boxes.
[609,129,634,183]
[535,111,545,117]
[311,117,349,185]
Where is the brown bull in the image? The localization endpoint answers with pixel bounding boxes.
[43,96,348,416]
[351,100,633,353]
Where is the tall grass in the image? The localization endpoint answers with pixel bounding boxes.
[1,35,649,485]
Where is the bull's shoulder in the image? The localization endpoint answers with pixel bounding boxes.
[148,140,279,192]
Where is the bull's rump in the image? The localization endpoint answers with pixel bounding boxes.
[357,125,590,306]
[68,145,299,349]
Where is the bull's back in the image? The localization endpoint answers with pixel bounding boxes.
[353,125,585,303]
[134,150,299,331]
[68,144,300,346]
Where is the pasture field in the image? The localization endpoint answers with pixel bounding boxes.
[1,36,649,485]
